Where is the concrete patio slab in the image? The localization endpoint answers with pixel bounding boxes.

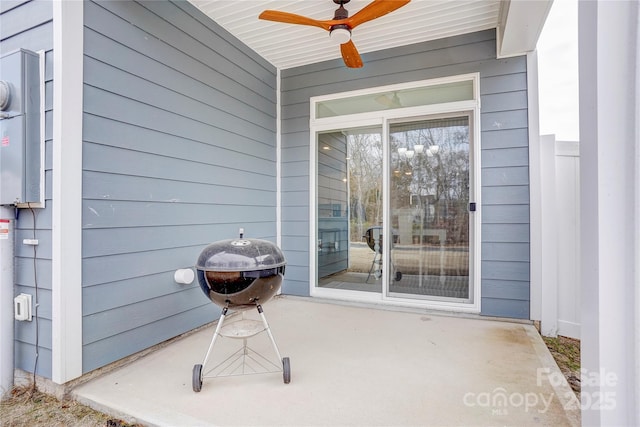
[73,296,580,426]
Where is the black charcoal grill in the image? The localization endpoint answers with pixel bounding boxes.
[196,235,286,309]
[192,229,290,391]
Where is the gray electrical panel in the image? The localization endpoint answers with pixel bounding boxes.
[0,49,41,206]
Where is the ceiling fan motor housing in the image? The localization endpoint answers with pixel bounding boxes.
[333,3,349,20]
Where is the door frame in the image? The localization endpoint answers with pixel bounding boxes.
[309,74,482,313]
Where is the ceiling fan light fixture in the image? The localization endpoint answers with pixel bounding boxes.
[330,26,351,44]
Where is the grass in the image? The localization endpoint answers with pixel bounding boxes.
[0,385,139,427]
[542,335,581,398]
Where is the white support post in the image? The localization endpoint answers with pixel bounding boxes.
[579,1,639,425]
[52,0,84,384]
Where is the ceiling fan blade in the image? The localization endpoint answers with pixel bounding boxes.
[346,0,411,29]
[259,10,332,31]
[340,40,363,68]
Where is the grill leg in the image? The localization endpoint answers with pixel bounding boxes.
[256,304,283,362]
[201,306,228,368]
[366,251,381,283]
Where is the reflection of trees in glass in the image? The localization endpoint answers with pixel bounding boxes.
[390,119,470,245]
[342,120,469,246]
[347,133,382,241]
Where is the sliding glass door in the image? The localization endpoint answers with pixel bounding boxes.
[316,126,384,294]
[311,75,479,309]
[388,116,472,301]
[315,116,473,303]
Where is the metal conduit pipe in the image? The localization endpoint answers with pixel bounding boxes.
[0,206,14,398]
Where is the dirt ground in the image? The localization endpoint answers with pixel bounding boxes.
[542,335,581,399]
[0,385,137,427]
[1,336,581,426]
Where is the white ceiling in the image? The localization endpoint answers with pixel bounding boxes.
[189,0,552,70]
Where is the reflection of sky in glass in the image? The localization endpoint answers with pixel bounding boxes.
[317,81,474,118]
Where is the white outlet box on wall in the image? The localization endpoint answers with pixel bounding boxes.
[14,293,32,321]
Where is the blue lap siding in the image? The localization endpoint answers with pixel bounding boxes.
[1,0,54,379]
[81,0,277,373]
[279,29,531,318]
[5,1,532,382]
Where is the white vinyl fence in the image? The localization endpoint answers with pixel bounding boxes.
[539,135,581,339]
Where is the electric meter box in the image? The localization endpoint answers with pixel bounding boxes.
[0,49,41,206]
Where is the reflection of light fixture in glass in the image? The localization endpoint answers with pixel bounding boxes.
[323,146,331,150]
[414,144,424,154]
[426,150,434,157]
[404,171,412,175]
[398,147,407,157]
[405,150,415,159]
[375,92,402,108]
[429,145,440,154]
[342,177,347,182]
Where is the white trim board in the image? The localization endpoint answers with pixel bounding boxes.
[52,0,84,384]
[276,68,282,249]
[527,51,542,323]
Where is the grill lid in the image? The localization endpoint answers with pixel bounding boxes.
[196,238,286,272]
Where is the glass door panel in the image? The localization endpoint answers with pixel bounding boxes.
[316,127,383,293]
[388,116,471,301]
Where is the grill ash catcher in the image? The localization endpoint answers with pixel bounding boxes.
[192,228,290,391]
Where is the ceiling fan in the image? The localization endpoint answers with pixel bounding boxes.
[258,0,411,68]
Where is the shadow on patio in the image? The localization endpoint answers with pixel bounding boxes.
[73,297,580,426]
